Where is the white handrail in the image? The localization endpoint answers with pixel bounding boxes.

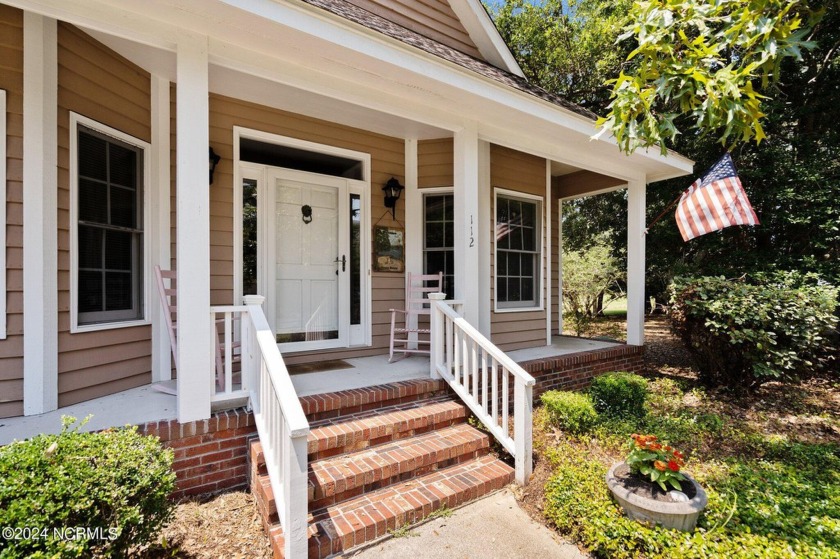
[430,293,534,486]
[241,295,309,559]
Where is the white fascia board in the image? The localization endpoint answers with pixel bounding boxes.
[447,0,524,77]
[3,0,178,51]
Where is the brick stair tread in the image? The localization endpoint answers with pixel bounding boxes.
[271,455,514,558]
[308,423,490,507]
[307,396,467,457]
[299,378,448,420]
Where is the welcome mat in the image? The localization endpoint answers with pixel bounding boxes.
[287,359,354,375]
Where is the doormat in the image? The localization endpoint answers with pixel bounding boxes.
[287,359,354,375]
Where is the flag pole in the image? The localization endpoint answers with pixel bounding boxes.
[644,192,683,234]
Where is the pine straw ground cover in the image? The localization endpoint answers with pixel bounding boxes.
[138,491,272,558]
[518,316,840,559]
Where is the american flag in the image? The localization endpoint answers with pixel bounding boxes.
[676,154,759,242]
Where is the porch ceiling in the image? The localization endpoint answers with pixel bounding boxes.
[85,30,452,141]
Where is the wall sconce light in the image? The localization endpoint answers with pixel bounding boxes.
[209,147,221,184]
[382,177,404,219]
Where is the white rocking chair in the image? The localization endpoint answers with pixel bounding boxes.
[388,272,443,363]
[153,265,238,394]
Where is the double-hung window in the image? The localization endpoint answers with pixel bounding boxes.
[72,115,148,329]
[495,190,541,310]
[423,193,454,298]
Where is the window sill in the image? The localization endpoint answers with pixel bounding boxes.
[493,305,544,314]
[71,318,150,334]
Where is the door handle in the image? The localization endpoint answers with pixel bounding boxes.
[334,255,346,272]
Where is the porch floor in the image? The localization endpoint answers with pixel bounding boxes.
[0,336,622,445]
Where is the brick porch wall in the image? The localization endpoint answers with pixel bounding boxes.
[137,408,256,499]
[519,344,645,401]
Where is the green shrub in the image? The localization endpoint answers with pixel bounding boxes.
[669,273,838,389]
[0,416,176,558]
[541,390,599,433]
[589,372,648,418]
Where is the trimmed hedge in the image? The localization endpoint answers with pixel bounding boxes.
[589,372,648,418]
[541,390,599,433]
[669,273,838,389]
[0,417,176,558]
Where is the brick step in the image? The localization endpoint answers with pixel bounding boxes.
[299,378,450,422]
[306,396,467,461]
[309,423,489,509]
[251,423,491,524]
[269,455,515,558]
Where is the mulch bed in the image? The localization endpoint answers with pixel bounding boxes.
[139,491,273,558]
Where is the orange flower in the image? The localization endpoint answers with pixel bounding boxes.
[649,443,662,451]
[664,445,672,452]
[668,460,680,472]
[654,460,667,472]
[674,450,684,459]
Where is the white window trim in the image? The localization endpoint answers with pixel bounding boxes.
[69,112,152,333]
[232,126,373,348]
[0,90,6,339]
[421,187,455,294]
[493,187,545,313]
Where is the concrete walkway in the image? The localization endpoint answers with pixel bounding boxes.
[347,489,590,559]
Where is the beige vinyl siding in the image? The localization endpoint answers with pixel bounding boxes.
[56,23,152,407]
[490,144,547,351]
[207,94,405,365]
[345,0,481,59]
[0,5,23,418]
[418,138,453,188]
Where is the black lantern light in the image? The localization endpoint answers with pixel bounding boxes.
[209,147,221,184]
[382,177,404,219]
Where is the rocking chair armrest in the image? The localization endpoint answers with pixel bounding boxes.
[389,308,409,315]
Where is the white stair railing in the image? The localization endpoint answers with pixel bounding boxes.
[429,293,535,486]
[241,295,309,559]
[210,306,248,402]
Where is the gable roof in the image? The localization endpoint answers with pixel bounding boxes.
[299,0,597,121]
[446,0,524,77]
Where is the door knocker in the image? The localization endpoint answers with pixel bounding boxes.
[301,204,313,224]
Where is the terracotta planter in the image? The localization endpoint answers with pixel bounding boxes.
[606,462,707,532]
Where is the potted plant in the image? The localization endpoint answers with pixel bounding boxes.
[606,434,707,531]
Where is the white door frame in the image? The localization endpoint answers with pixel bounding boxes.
[233,127,372,350]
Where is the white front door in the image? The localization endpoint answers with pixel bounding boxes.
[267,169,350,351]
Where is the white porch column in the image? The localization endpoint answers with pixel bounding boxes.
[545,160,552,344]
[557,201,564,336]
[477,140,491,337]
[176,33,213,422]
[151,75,172,382]
[404,138,421,348]
[626,179,646,346]
[22,14,58,415]
[453,124,480,327]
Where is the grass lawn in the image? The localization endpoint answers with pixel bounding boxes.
[522,318,840,558]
